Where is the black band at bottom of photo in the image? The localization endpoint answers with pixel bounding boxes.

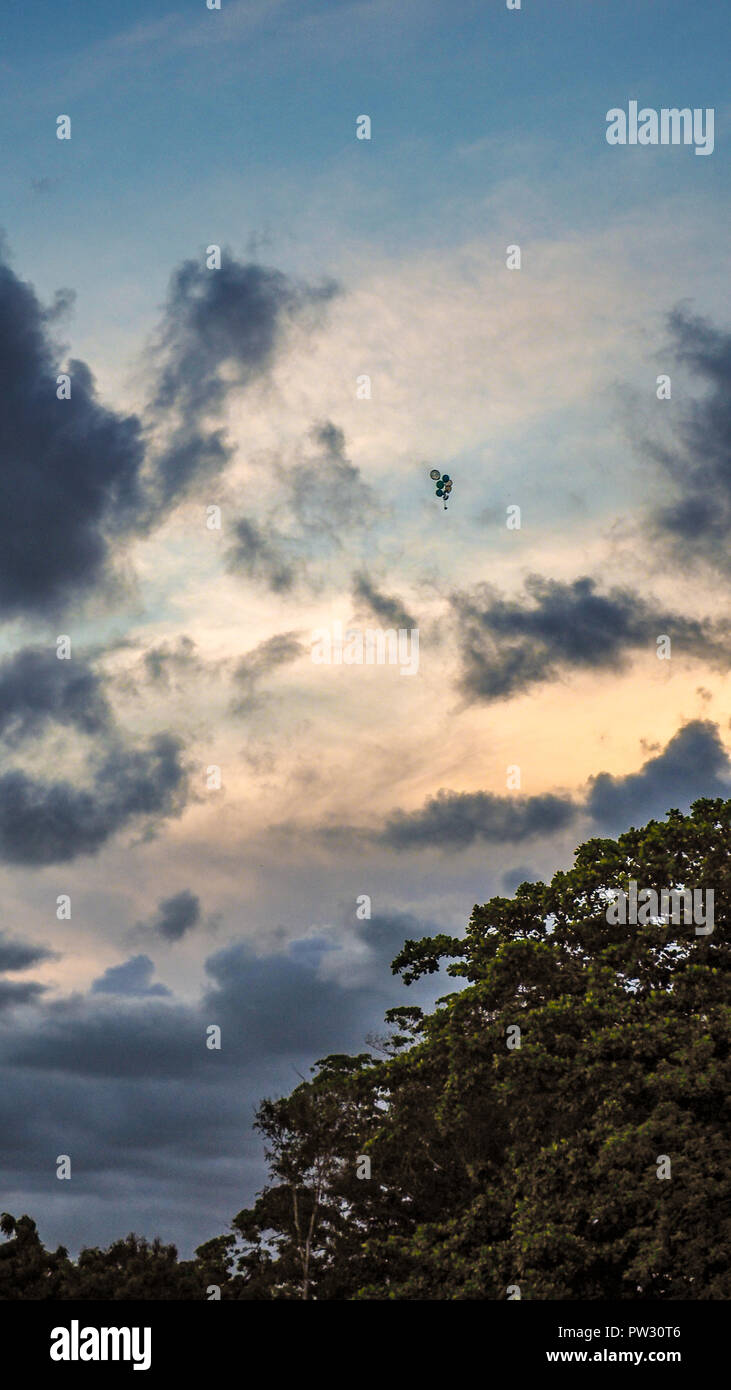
[1,1297,722,1378]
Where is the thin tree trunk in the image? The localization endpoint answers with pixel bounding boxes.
[291,1186,309,1300]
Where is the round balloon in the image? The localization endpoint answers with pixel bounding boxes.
[429,469,441,480]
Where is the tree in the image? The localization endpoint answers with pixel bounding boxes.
[0,1214,70,1299]
[230,1055,387,1299]
[229,798,730,1299]
[0,1219,210,1299]
[61,1232,207,1299]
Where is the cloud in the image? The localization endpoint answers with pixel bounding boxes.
[147,891,202,943]
[91,955,171,998]
[321,719,731,852]
[0,732,189,865]
[649,308,731,574]
[380,788,578,850]
[0,254,145,618]
[111,635,226,701]
[0,932,55,973]
[351,572,417,630]
[0,647,110,745]
[151,426,234,513]
[0,634,191,867]
[5,937,373,1081]
[153,260,337,418]
[586,719,731,830]
[0,246,342,618]
[315,909,446,989]
[142,636,206,688]
[200,939,367,1057]
[0,913,443,1253]
[0,980,47,1012]
[285,422,378,536]
[231,632,305,713]
[453,575,729,702]
[500,865,536,894]
[149,257,338,506]
[226,422,379,593]
[226,517,298,593]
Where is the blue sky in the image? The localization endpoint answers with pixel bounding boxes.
[3,1,728,311]
[0,0,728,1258]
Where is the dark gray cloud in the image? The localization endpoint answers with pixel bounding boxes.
[649,308,731,573]
[148,890,201,943]
[200,940,369,1057]
[142,635,205,687]
[586,719,731,830]
[0,979,46,1011]
[150,257,338,505]
[0,932,54,973]
[0,254,145,617]
[153,259,337,418]
[351,571,417,630]
[0,772,105,865]
[454,574,729,702]
[0,633,191,865]
[350,910,445,985]
[500,865,536,894]
[90,734,189,824]
[0,926,51,1013]
[91,954,171,998]
[353,909,426,951]
[226,517,298,593]
[0,247,340,620]
[111,635,225,701]
[231,631,305,713]
[0,647,110,745]
[3,940,371,1082]
[0,732,189,864]
[7,995,199,1079]
[0,921,446,1255]
[226,423,378,594]
[286,421,379,537]
[380,788,578,850]
[285,910,448,991]
[333,719,731,852]
[153,427,233,511]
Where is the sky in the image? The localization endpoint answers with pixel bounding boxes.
[0,0,729,1258]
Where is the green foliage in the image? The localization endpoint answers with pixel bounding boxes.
[0,1219,209,1300]
[228,798,730,1299]
[62,1233,207,1299]
[0,1215,70,1299]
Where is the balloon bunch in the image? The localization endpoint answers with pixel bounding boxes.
[429,469,453,509]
